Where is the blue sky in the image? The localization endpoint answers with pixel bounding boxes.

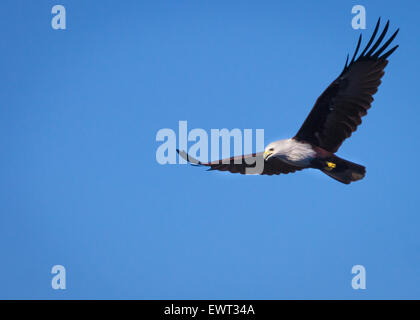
[0,0,419,299]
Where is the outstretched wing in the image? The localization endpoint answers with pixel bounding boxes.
[177,150,302,176]
[294,18,399,153]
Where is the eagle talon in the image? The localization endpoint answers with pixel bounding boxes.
[325,161,336,171]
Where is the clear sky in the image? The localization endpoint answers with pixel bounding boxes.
[0,0,419,299]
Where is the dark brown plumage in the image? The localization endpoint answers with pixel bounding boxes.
[294,18,399,153]
[177,150,302,175]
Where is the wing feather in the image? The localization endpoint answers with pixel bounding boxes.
[177,150,303,176]
[294,19,398,153]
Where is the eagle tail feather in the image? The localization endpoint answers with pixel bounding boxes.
[320,155,366,184]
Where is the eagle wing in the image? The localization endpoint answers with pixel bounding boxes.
[294,19,399,153]
[177,150,302,175]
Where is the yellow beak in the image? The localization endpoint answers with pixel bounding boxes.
[263,151,272,160]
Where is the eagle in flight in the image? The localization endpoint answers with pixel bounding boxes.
[178,19,399,184]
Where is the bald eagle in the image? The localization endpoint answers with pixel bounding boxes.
[178,19,399,184]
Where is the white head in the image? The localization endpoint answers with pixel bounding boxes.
[263,139,289,161]
[263,138,316,166]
